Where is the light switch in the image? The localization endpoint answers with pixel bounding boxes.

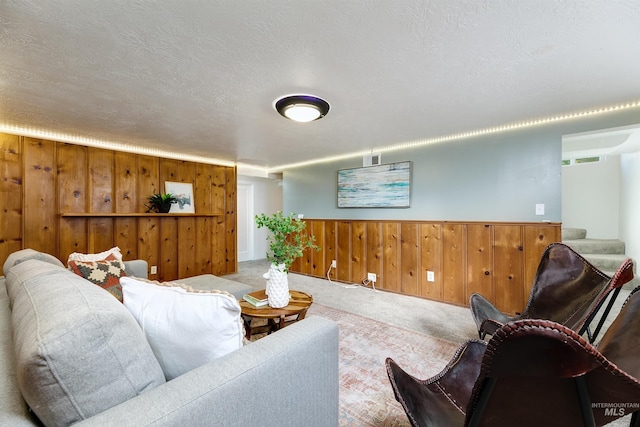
[535,204,545,215]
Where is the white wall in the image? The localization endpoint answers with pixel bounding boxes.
[237,175,283,261]
[561,156,620,239]
[620,151,640,262]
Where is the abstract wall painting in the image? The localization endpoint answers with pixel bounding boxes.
[165,181,195,213]
[337,161,411,208]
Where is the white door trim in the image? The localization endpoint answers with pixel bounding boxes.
[237,183,255,262]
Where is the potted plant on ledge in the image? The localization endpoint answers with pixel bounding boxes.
[145,193,177,213]
[255,211,320,308]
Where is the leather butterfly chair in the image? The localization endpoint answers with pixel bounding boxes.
[469,242,634,343]
[386,286,640,427]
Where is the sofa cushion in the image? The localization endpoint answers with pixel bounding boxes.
[68,253,126,302]
[2,248,64,276]
[0,278,36,425]
[6,259,166,426]
[121,277,245,380]
[3,256,68,310]
[179,273,253,300]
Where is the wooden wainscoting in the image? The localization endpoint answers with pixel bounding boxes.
[0,133,237,279]
[289,219,561,314]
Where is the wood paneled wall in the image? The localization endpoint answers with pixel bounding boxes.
[0,133,237,279]
[290,219,561,314]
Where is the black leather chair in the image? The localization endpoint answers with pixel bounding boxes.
[469,242,634,342]
[387,286,640,427]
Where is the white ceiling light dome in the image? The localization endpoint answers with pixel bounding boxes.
[274,95,330,123]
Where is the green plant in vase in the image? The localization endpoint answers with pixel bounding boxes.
[145,193,177,213]
[255,211,320,307]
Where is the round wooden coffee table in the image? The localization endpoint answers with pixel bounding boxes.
[240,290,313,339]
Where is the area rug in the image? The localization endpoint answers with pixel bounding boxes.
[306,303,461,427]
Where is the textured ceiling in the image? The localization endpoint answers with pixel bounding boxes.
[1,0,640,171]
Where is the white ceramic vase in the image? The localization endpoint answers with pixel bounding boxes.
[263,270,271,295]
[266,263,289,308]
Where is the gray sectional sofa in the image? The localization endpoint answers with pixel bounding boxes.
[0,249,339,426]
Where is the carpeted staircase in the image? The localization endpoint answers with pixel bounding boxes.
[562,228,636,281]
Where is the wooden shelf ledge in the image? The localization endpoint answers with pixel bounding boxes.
[60,213,222,217]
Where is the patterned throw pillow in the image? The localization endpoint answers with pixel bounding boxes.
[68,253,126,302]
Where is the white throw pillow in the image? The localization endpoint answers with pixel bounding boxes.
[67,246,123,264]
[120,277,244,380]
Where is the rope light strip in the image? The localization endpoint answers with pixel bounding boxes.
[269,100,640,172]
[0,124,235,167]
[1,100,638,172]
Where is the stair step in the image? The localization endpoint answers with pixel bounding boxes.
[562,228,587,240]
[563,239,626,255]
[581,253,631,273]
[622,276,640,290]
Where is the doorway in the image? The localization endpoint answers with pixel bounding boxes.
[561,123,640,262]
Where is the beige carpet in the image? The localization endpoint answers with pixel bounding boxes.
[225,260,479,343]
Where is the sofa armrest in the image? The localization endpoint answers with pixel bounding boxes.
[76,316,339,427]
[123,260,148,279]
[0,278,42,426]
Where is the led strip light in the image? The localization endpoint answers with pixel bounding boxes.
[269,100,640,172]
[1,100,638,173]
[0,124,235,167]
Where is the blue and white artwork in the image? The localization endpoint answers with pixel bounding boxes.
[165,181,195,213]
[337,161,411,208]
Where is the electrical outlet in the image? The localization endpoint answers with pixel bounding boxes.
[367,272,377,282]
[150,265,157,275]
[535,203,545,215]
[331,260,337,268]
[427,271,435,282]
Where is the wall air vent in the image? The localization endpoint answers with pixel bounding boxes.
[363,153,381,167]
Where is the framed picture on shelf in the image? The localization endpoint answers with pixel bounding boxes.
[165,181,195,213]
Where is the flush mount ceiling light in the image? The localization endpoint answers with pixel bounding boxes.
[274,94,330,122]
